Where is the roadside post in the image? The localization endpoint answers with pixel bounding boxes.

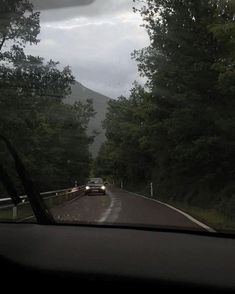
[150,182,153,198]
[12,206,17,220]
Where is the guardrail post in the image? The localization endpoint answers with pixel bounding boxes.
[12,206,17,220]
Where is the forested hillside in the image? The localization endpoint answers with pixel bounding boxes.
[66,81,110,156]
[94,0,235,221]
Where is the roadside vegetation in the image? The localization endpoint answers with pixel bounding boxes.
[0,0,94,195]
[94,0,235,229]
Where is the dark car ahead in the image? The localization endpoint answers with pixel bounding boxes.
[85,178,106,195]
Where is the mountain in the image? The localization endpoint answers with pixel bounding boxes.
[65,81,110,157]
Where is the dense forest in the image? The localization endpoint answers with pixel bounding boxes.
[0,0,94,195]
[94,0,235,218]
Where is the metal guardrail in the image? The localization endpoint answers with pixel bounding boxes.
[0,186,85,220]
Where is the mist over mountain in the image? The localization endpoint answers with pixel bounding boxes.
[66,81,110,157]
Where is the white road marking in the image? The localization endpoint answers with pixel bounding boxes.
[123,189,216,233]
[98,190,121,223]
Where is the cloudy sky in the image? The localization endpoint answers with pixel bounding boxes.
[26,0,149,98]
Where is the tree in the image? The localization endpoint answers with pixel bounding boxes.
[0,0,94,195]
[131,0,235,204]
[0,0,40,51]
[96,84,154,188]
[98,0,235,217]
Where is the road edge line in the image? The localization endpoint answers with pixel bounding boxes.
[122,189,216,233]
[98,193,115,222]
[98,189,121,223]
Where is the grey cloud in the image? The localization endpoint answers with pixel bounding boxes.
[70,58,140,98]
[25,1,149,98]
[34,0,134,22]
[31,0,95,10]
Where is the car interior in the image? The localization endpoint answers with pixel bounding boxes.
[1,222,235,291]
[1,0,235,292]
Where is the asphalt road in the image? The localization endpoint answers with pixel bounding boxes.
[51,185,207,231]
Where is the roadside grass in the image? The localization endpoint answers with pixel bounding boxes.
[164,200,235,232]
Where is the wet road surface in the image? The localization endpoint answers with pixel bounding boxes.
[51,186,207,231]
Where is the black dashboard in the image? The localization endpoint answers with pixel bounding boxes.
[0,223,235,291]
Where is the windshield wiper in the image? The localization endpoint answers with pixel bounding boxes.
[0,135,55,224]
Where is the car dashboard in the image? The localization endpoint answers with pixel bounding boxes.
[0,223,235,291]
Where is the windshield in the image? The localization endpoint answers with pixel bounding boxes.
[88,178,103,184]
[0,0,235,233]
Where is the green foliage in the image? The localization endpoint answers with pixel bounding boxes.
[0,0,94,195]
[94,85,155,186]
[96,0,235,218]
[0,0,40,50]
